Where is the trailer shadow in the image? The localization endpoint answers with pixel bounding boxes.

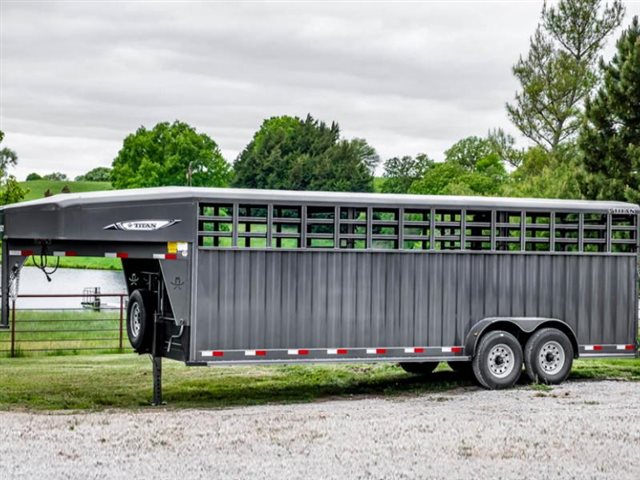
[118,358,640,409]
[162,365,479,408]
[162,363,563,408]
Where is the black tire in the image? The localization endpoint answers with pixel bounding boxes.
[448,361,474,378]
[127,289,154,353]
[399,362,439,375]
[472,330,523,389]
[524,328,574,385]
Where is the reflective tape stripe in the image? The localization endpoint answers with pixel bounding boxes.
[585,345,603,351]
[9,250,33,256]
[442,347,463,353]
[404,347,425,353]
[287,349,310,355]
[201,346,472,358]
[366,348,387,354]
[327,348,348,355]
[616,344,635,351]
[153,253,178,260]
[105,252,128,258]
[12,250,77,257]
[201,350,224,357]
[245,350,266,356]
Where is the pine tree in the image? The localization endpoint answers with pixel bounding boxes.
[578,16,640,203]
[507,0,624,152]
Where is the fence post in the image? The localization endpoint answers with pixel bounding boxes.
[10,299,16,358]
[119,295,124,351]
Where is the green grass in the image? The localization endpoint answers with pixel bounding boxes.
[0,355,467,410]
[24,256,122,270]
[569,358,640,381]
[529,382,553,392]
[19,180,113,202]
[0,354,637,411]
[0,310,128,357]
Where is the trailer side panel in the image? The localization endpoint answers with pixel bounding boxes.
[191,250,636,362]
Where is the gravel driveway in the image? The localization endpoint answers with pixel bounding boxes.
[1,380,639,479]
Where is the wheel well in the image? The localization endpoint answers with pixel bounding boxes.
[470,319,579,359]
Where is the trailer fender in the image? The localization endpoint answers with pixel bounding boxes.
[464,317,579,359]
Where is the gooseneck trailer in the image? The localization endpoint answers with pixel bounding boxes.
[1,187,638,402]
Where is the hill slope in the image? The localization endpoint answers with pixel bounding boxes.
[19,180,113,202]
[13,181,119,269]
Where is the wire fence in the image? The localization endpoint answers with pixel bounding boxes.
[0,293,130,357]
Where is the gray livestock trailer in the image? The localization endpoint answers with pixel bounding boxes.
[1,187,638,402]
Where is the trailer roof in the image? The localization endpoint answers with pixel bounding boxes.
[3,186,638,212]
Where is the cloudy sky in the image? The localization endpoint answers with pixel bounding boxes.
[1,0,639,180]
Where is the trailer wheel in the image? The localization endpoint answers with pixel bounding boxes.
[127,289,154,353]
[399,362,439,375]
[524,328,573,385]
[472,330,523,389]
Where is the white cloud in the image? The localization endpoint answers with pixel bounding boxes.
[1,0,637,180]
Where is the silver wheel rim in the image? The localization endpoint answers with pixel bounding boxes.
[130,303,141,339]
[538,340,565,375]
[487,343,515,378]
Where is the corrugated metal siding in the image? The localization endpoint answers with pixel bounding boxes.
[193,250,637,356]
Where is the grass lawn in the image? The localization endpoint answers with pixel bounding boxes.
[0,310,127,357]
[19,180,113,202]
[0,353,637,410]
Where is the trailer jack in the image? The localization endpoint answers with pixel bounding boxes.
[151,304,165,406]
[152,354,163,406]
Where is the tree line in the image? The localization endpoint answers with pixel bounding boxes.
[2,0,638,204]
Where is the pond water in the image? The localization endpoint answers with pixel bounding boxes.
[7,267,127,309]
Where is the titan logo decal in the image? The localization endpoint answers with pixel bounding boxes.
[104,219,181,231]
[609,208,639,214]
